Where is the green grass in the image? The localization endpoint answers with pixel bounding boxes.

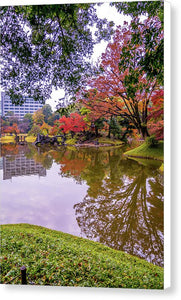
[0,224,163,288]
[25,135,36,143]
[66,137,77,145]
[124,141,163,161]
[159,163,164,172]
[0,134,36,144]
[0,135,15,144]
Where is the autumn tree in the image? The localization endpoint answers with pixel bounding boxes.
[4,123,20,135]
[40,121,51,135]
[147,90,164,140]
[78,20,163,139]
[58,113,87,137]
[32,109,44,126]
[49,124,60,136]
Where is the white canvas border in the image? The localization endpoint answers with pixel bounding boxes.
[164,0,171,290]
[0,0,173,298]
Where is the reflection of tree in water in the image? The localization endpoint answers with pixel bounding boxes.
[24,144,54,169]
[1,144,36,158]
[56,147,112,188]
[74,159,164,267]
[47,146,163,266]
[2,144,163,266]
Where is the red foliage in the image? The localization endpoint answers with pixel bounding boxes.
[148,90,164,140]
[3,123,20,134]
[77,21,163,139]
[49,125,59,136]
[58,113,87,134]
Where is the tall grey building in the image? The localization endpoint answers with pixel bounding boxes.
[1,92,44,120]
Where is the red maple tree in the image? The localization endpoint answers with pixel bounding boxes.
[147,90,164,140]
[58,113,87,136]
[77,19,163,139]
[3,123,20,135]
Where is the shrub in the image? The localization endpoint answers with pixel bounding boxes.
[28,125,42,136]
[66,138,77,145]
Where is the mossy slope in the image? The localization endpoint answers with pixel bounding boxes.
[124,141,163,161]
[1,224,163,289]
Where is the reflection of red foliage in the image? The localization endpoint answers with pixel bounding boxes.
[59,113,87,134]
[1,144,19,155]
[61,157,87,176]
[51,150,88,176]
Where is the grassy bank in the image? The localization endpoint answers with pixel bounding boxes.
[25,135,36,143]
[1,224,163,289]
[0,135,15,144]
[0,134,36,144]
[124,141,163,161]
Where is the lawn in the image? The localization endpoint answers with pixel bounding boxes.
[0,134,36,144]
[1,224,163,289]
[0,135,15,143]
[25,135,36,143]
[124,140,163,161]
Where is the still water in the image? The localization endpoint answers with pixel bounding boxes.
[0,144,164,267]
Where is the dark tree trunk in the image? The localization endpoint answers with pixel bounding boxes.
[107,125,111,138]
[95,126,99,137]
[140,125,150,139]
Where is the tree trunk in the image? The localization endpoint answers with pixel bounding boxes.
[140,125,150,139]
[107,125,111,138]
[95,126,99,137]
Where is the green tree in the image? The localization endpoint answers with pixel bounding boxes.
[42,104,53,123]
[111,1,164,84]
[28,124,42,136]
[47,111,60,126]
[1,4,114,104]
[5,111,19,126]
[23,113,33,131]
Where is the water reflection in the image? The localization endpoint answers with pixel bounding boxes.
[2,153,46,180]
[74,164,163,266]
[0,144,164,266]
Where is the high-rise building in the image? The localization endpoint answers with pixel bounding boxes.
[1,92,44,120]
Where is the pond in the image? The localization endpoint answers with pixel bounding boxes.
[0,143,164,267]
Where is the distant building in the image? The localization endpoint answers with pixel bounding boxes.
[1,92,44,120]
